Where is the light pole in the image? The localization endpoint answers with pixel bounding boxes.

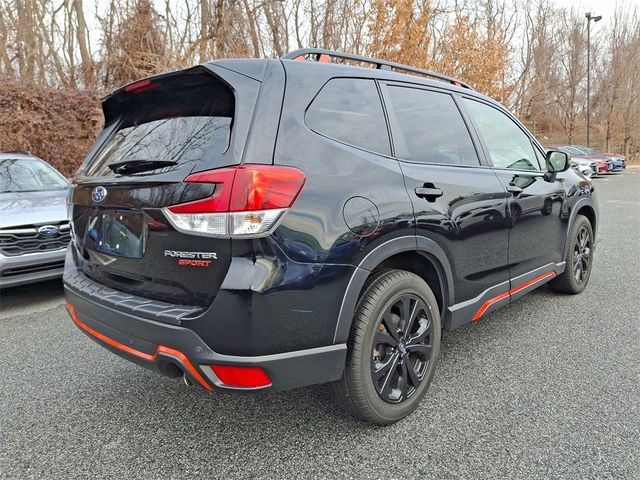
[585,12,602,147]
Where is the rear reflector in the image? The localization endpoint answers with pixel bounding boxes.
[164,165,305,237]
[211,365,272,388]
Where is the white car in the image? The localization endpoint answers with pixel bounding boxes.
[569,158,597,178]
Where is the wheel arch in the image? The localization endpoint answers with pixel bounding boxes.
[333,236,454,344]
[563,198,598,259]
[576,204,596,237]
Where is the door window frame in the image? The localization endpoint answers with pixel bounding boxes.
[456,95,549,173]
[378,81,490,169]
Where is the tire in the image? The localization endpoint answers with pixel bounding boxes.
[509,203,522,226]
[332,269,441,425]
[549,214,594,294]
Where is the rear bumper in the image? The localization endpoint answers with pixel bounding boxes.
[0,248,66,288]
[64,286,347,392]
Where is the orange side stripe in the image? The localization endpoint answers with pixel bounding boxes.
[472,271,557,321]
[66,303,212,391]
[67,303,156,361]
[509,271,556,296]
[471,291,510,321]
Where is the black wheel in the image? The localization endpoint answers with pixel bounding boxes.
[332,270,441,425]
[509,203,522,226]
[549,214,594,294]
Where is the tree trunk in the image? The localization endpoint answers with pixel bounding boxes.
[623,136,631,158]
[264,2,285,57]
[240,0,260,57]
[73,0,94,87]
[200,0,210,63]
[0,13,14,78]
[212,0,225,58]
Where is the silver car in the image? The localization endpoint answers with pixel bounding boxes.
[0,152,70,288]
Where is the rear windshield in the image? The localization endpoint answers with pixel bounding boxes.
[0,158,68,193]
[84,70,234,177]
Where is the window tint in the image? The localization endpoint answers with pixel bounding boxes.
[385,86,479,166]
[306,78,390,155]
[87,116,232,177]
[463,99,540,171]
[85,71,234,177]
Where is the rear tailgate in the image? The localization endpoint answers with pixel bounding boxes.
[69,64,270,307]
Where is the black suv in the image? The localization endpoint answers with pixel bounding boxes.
[64,49,597,424]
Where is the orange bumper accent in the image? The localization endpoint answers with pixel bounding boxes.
[66,303,212,391]
[472,271,557,321]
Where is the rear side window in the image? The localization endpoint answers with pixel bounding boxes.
[305,78,391,156]
[385,86,479,166]
[85,71,234,177]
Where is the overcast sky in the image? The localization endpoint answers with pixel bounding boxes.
[555,0,639,23]
[85,0,639,48]
[86,0,639,29]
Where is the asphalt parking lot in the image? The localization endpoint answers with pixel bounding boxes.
[1,170,639,479]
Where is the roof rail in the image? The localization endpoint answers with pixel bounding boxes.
[282,48,473,90]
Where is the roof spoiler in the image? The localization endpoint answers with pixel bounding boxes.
[100,67,228,126]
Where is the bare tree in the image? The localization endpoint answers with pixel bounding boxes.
[553,9,587,142]
[1,0,639,158]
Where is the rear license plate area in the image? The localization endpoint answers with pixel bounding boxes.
[84,209,145,259]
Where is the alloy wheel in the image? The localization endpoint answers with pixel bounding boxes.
[370,294,433,403]
[573,226,591,284]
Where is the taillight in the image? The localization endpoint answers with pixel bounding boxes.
[125,79,159,93]
[164,165,306,237]
[211,365,272,388]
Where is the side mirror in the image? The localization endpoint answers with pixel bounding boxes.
[546,151,569,173]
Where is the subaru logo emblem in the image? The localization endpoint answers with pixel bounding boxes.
[91,186,107,203]
[38,225,59,237]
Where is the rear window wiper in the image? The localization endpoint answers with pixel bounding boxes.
[107,159,178,175]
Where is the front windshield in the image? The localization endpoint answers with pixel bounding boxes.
[0,158,68,193]
[563,146,585,155]
[573,146,596,155]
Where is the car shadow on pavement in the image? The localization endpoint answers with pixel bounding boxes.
[56,286,559,437]
[0,279,64,318]
[6,281,625,477]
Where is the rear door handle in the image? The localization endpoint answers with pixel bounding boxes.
[414,187,443,200]
[506,184,523,196]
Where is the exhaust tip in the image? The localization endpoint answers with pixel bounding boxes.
[183,373,194,387]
